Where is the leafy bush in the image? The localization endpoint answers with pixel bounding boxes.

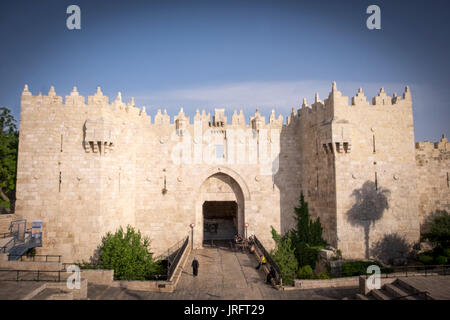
[443,248,450,258]
[0,107,19,213]
[26,248,36,258]
[418,254,434,265]
[435,255,448,265]
[316,272,330,279]
[294,242,323,269]
[92,225,165,280]
[297,265,314,279]
[270,227,298,286]
[422,211,450,246]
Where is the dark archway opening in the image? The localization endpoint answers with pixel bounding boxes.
[203,201,238,243]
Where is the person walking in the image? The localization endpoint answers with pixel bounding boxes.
[192,257,199,277]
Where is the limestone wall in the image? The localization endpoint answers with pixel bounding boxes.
[15,85,289,261]
[329,85,420,259]
[415,136,450,232]
[14,82,444,263]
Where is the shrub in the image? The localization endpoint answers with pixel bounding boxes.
[94,225,165,280]
[422,211,450,246]
[297,265,314,279]
[270,227,298,286]
[418,254,434,265]
[435,255,448,265]
[26,248,36,258]
[443,248,450,258]
[294,242,322,269]
[316,272,330,279]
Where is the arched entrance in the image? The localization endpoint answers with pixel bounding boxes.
[193,172,246,248]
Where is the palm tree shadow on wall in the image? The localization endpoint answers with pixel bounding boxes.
[346,181,391,259]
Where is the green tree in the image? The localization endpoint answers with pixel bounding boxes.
[290,193,327,247]
[0,107,19,213]
[96,225,164,280]
[288,193,327,269]
[270,226,298,286]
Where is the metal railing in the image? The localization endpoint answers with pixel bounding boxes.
[252,235,283,286]
[0,237,15,254]
[167,236,189,280]
[362,264,450,279]
[0,269,66,282]
[6,254,61,263]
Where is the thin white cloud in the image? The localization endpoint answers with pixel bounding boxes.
[133,80,413,117]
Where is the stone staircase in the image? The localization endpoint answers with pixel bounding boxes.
[356,278,430,300]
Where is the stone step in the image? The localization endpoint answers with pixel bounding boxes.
[355,293,369,300]
[384,283,417,300]
[370,288,394,300]
[396,278,431,300]
[31,288,71,300]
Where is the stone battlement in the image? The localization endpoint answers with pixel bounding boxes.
[415,135,449,151]
[21,82,412,129]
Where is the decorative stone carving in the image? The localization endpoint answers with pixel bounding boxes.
[83,118,115,154]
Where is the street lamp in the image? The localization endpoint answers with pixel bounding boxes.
[190,223,195,248]
[244,222,249,240]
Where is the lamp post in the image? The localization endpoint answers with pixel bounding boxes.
[244,222,249,240]
[190,223,195,248]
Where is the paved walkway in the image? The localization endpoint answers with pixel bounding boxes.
[400,276,450,300]
[87,245,358,300]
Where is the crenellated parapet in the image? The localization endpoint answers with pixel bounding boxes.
[231,109,245,126]
[416,134,449,152]
[65,87,85,106]
[294,82,414,157]
[88,86,109,106]
[174,108,189,135]
[154,109,171,125]
[20,82,414,147]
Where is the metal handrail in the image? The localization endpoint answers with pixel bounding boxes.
[167,236,189,279]
[6,254,61,263]
[252,235,283,286]
[0,269,64,282]
[363,264,450,279]
[0,237,15,253]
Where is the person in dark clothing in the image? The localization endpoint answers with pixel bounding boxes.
[192,257,199,277]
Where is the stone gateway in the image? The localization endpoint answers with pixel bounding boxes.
[14,82,449,262]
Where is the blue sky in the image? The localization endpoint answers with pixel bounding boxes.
[0,0,449,141]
